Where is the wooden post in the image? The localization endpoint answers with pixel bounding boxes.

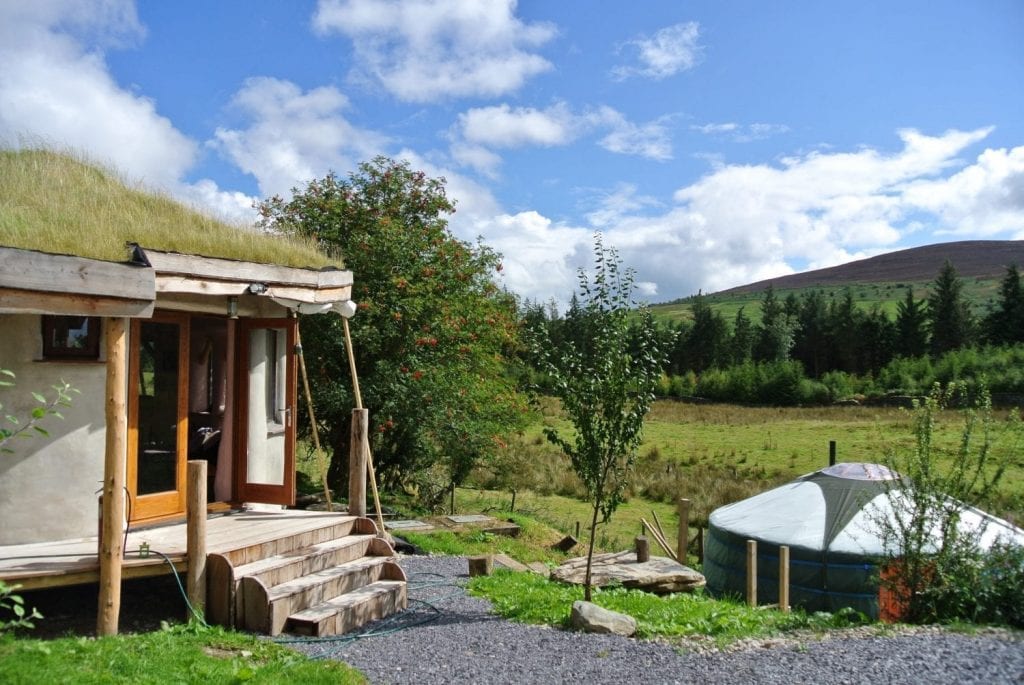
[349,408,368,516]
[98,317,127,636]
[779,545,791,613]
[697,526,705,564]
[746,539,757,607]
[186,460,208,617]
[829,440,836,466]
[635,536,650,563]
[677,498,690,563]
[468,555,493,577]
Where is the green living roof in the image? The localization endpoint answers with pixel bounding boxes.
[0,148,341,269]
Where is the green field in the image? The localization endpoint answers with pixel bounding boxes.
[463,399,1024,554]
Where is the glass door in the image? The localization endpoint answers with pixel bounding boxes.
[128,313,189,522]
[235,318,296,506]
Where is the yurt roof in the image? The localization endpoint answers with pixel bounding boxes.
[710,463,1024,557]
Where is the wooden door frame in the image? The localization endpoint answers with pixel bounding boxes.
[233,317,297,506]
[126,311,190,523]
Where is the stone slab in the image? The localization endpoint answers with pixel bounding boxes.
[446,514,492,524]
[385,519,434,531]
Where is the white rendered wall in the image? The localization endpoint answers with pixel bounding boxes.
[0,314,108,544]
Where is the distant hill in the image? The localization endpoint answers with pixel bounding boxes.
[716,241,1024,296]
[653,240,1024,325]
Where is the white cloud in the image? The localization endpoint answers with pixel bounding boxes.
[450,103,673,173]
[313,0,556,102]
[612,21,702,81]
[691,121,790,142]
[212,77,388,198]
[902,144,1024,237]
[596,108,673,161]
[458,102,576,148]
[0,1,195,189]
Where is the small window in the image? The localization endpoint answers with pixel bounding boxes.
[41,316,101,360]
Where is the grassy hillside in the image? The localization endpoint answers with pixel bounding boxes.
[0,148,340,268]
[654,241,1024,325]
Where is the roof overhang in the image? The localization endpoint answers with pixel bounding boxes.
[0,246,155,317]
[0,245,355,318]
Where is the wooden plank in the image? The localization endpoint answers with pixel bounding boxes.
[265,284,352,304]
[142,249,352,289]
[0,247,154,300]
[0,287,154,317]
[98,317,128,636]
[155,276,249,297]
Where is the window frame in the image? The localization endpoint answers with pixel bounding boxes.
[41,315,101,360]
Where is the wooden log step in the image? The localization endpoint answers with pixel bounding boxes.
[285,580,408,637]
[241,557,399,635]
[233,534,377,589]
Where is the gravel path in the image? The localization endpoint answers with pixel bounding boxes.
[282,555,1024,685]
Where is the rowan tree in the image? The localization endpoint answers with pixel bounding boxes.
[258,157,527,501]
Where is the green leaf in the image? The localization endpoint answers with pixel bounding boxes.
[31,392,46,404]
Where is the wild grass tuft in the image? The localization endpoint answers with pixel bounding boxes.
[0,148,339,268]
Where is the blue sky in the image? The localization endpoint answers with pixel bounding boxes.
[2,1,1022,305]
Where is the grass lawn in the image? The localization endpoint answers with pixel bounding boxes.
[0,623,364,685]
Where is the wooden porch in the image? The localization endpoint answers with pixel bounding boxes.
[0,509,363,591]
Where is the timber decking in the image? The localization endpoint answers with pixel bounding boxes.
[0,509,363,591]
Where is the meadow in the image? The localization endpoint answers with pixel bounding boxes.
[463,399,1024,556]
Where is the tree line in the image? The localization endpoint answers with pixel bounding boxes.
[522,260,1024,403]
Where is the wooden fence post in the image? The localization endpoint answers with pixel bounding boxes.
[349,408,368,516]
[779,545,790,613]
[677,498,690,562]
[746,539,757,607]
[187,460,208,616]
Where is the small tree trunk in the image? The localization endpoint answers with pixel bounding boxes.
[584,500,601,602]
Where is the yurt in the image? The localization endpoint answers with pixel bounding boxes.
[703,462,1024,618]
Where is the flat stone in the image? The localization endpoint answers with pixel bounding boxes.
[570,600,637,637]
[385,519,434,531]
[446,514,492,524]
[551,551,706,594]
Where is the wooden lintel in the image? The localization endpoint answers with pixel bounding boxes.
[155,276,249,297]
[0,246,154,300]
[0,287,154,317]
[142,248,352,289]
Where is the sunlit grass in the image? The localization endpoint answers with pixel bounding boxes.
[0,147,340,268]
[0,623,364,684]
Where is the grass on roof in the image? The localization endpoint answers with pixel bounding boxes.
[0,148,342,269]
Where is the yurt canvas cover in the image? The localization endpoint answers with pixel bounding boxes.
[703,463,1024,618]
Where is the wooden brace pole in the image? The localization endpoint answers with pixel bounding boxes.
[295,325,333,511]
[746,539,758,607]
[342,317,387,536]
[97,317,127,636]
[779,545,791,613]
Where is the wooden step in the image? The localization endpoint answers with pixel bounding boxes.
[241,557,404,635]
[286,580,408,637]
[234,534,378,589]
[219,515,377,567]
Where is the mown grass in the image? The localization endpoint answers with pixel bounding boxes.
[0,148,339,268]
[468,570,869,646]
[0,622,364,684]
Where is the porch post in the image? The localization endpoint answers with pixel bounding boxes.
[349,408,368,516]
[98,317,128,636]
[187,460,208,617]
